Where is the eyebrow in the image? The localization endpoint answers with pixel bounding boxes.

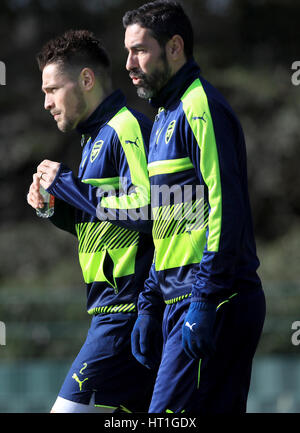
[41,84,56,92]
[124,43,145,51]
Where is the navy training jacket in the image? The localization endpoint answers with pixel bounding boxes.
[47,89,154,315]
[138,59,262,315]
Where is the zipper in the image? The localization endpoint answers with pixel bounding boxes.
[153,107,166,152]
[102,247,118,294]
[186,228,198,256]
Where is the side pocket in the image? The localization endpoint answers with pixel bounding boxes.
[187,229,205,261]
[103,248,118,294]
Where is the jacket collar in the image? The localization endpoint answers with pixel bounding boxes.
[76,89,126,139]
[150,58,201,109]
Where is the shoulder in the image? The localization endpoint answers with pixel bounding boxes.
[126,107,153,139]
[180,77,241,132]
[108,106,152,149]
[108,106,151,130]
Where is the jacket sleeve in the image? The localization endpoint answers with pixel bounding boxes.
[184,98,247,302]
[47,121,152,233]
[95,124,152,233]
[46,164,98,216]
[49,197,76,236]
[137,263,165,319]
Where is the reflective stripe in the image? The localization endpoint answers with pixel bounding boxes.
[103,107,150,209]
[78,246,138,285]
[88,303,136,315]
[118,405,133,413]
[152,198,208,271]
[216,292,238,310]
[166,408,186,413]
[197,359,202,389]
[148,157,194,177]
[76,222,139,285]
[76,222,139,253]
[181,79,222,253]
[152,199,209,240]
[165,293,191,305]
[94,405,117,411]
[82,176,120,190]
[154,229,206,271]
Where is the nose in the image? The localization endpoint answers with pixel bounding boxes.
[126,51,138,71]
[44,93,54,111]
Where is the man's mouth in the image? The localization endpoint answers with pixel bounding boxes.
[132,77,142,85]
[52,112,61,120]
[129,72,144,85]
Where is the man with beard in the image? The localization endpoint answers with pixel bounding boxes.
[123,1,266,413]
[27,29,158,413]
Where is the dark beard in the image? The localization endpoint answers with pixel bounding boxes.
[131,55,172,100]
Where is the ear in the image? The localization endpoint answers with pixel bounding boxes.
[79,67,95,92]
[166,34,185,61]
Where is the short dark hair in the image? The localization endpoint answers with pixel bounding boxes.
[123,0,194,59]
[36,29,111,78]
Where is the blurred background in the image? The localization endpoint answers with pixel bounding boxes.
[0,0,299,413]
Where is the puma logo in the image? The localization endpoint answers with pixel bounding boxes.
[192,111,207,122]
[125,137,139,147]
[72,373,89,391]
[185,321,196,331]
[79,362,88,374]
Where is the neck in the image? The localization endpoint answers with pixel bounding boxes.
[82,82,112,122]
[149,58,199,109]
[170,57,187,77]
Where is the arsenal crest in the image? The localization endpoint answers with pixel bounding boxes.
[90,140,104,163]
[165,120,176,144]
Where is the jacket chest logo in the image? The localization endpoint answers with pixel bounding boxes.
[165,120,176,144]
[90,140,104,163]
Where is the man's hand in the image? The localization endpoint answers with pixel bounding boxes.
[182,301,217,360]
[131,314,162,370]
[27,173,44,210]
[37,160,61,190]
[27,160,60,210]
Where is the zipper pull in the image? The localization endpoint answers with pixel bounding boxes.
[81,134,91,148]
[155,107,165,122]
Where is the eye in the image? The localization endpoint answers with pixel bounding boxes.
[132,47,146,55]
[45,87,58,94]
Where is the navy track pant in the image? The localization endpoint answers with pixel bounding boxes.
[149,287,266,413]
